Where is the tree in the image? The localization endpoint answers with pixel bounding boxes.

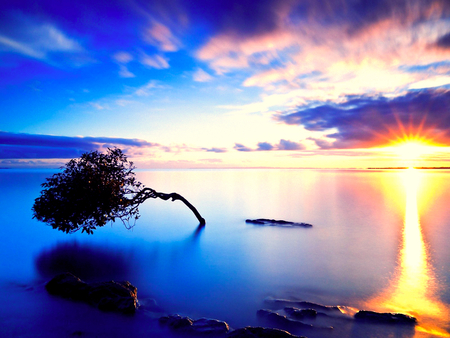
[32,148,205,234]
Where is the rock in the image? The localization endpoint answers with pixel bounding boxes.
[284,307,317,319]
[159,314,230,335]
[193,318,230,335]
[265,298,340,313]
[354,310,417,325]
[245,219,312,228]
[228,327,304,338]
[46,272,138,314]
[159,314,194,331]
[257,309,313,330]
[45,272,90,301]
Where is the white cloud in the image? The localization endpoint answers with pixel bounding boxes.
[118,65,135,78]
[113,51,133,63]
[0,14,85,66]
[193,68,213,82]
[0,35,44,59]
[144,21,181,52]
[141,54,169,69]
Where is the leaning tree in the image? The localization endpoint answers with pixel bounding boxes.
[32,148,205,234]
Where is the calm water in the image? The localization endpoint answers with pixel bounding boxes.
[0,169,449,337]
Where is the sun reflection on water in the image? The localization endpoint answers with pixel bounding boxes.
[367,168,450,337]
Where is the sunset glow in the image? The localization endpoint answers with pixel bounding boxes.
[367,169,450,336]
[0,1,450,168]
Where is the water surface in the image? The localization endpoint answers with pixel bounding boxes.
[0,169,449,337]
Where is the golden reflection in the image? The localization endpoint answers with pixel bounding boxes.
[367,168,450,337]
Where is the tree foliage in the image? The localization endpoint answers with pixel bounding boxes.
[32,148,205,234]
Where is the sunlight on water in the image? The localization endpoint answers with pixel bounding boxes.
[368,169,450,337]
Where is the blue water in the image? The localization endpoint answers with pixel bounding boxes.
[0,169,449,337]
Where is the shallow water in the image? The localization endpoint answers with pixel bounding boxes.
[0,169,449,337]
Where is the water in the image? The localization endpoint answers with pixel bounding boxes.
[0,169,449,337]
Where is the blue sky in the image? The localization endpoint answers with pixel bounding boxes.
[1,0,450,168]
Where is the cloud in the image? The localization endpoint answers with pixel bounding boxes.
[118,65,135,78]
[195,0,450,100]
[113,51,133,63]
[133,80,167,96]
[276,89,450,149]
[435,32,450,48]
[144,21,181,52]
[235,139,305,151]
[0,131,158,159]
[193,68,213,82]
[202,147,227,153]
[141,54,169,69]
[234,143,253,152]
[0,12,85,65]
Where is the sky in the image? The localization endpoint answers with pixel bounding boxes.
[1,0,450,169]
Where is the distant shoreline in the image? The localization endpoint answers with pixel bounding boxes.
[368,167,450,169]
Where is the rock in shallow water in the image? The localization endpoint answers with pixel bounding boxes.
[159,314,230,335]
[45,272,138,314]
[245,219,312,227]
[257,309,313,330]
[354,310,417,325]
[228,327,304,338]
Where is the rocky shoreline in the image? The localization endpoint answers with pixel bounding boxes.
[45,273,418,338]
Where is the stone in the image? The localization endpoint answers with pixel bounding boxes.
[45,272,138,314]
[284,307,317,319]
[159,314,230,335]
[245,219,312,228]
[265,298,340,313]
[354,310,417,325]
[257,309,313,330]
[45,272,89,301]
[228,327,304,338]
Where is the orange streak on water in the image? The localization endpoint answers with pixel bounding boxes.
[367,169,450,337]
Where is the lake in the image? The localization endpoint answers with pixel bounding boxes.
[0,169,449,337]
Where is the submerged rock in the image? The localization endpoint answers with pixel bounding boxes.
[354,310,417,325]
[159,314,230,335]
[46,272,138,314]
[284,307,317,319]
[265,298,340,313]
[228,327,304,338]
[245,219,312,228]
[257,309,313,330]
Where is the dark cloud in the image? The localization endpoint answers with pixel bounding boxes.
[202,147,227,153]
[234,143,253,152]
[276,89,450,149]
[278,139,305,150]
[0,131,157,159]
[236,140,305,152]
[188,0,450,39]
[257,142,274,151]
[436,32,450,49]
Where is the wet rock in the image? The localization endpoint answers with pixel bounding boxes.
[46,272,138,314]
[265,298,340,313]
[284,307,317,319]
[159,314,194,331]
[45,272,90,301]
[245,219,312,228]
[159,314,230,335]
[228,327,304,338]
[354,310,417,325]
[193,318,231,335]
[257,309,313,330]
[88,281,137,314]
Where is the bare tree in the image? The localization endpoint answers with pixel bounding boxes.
[32,148,205,234]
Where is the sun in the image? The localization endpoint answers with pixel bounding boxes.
[393,141,437,160]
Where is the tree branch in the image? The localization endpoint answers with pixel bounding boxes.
[155,192,206,226]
